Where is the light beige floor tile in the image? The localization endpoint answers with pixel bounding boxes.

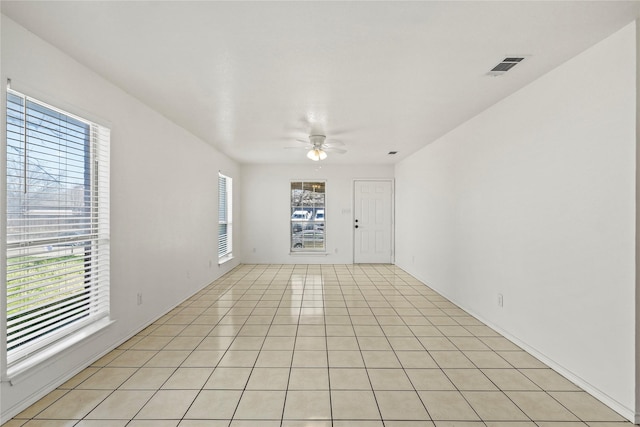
[120,367,174,389]
[358,337,393,351]
[549,392,627,421]
[507,391,580,421]
[292,350,328,367]
[59,368,100,389]
[246,367,290,390]
[375,390,430,420]
[262,336,296,350]
[331,390,381,420]
[443,369,497,391]
[327,336,359,350]
[181,350,225,367]
[179,421,229,427]
[197,335,234,350]
[478,337,521,351]
[484,423,537,427]
[108,350,157,367]
[22,421,77,427]
[229,336,265,350]
[162,367,213,389]
[85,390,153,419]
[234,390,286,419]
[396,351,438,369]
[35,390,110,419]
[15,390,68,419]
[368,368,413,390]
[418,391,480,421]
[361,351,402,368]
[231,421,280,427]
[333,422,384,427]
[255,350,294,367]
[289,367,330,390]
[406,369,456,391]
[482,369,540,391]
[418,337,456,351]
[1,420,27,427]
[329,368,372,390]
[164,336,205,350]
[75,420,129,426]
[448,337,490,351]
[463,351,511,368]
[131,335,173,350]
[128,421,179,427]
[536,423,588,427]
[430,351,474,368]
[295,336,327,350]
[135,389,198,419]
[497,351,547,368]
[149,324,186,336]
[183,389,242,419]
[144,350,190,367]
[283,390,332,420]
[388,337,424,351]
[434,423,485,427]
[282,421,332,427]
[462,391,529,421]
[328,350,365,368]
[326,324,356,336]
[385,422,435,427]
[520,369,581,391]
[217,350,259,367]
[76,367,136,389]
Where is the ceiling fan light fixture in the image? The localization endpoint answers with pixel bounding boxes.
[307,148,327,161]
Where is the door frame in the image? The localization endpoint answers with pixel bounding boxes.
[352,179,395,264]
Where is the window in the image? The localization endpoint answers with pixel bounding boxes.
[218,173,232,261]
[5,89,110,374]
[291,181,325,252]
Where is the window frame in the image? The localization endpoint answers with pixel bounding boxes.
[3,88,111,378]
[290,180,326,253]
[218,172,233,263]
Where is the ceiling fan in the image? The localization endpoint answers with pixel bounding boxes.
[285,134,347,161]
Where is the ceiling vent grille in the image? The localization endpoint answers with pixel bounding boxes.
[487,57,525,76]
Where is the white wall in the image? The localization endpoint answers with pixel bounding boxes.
[0,15,240,421]
[240,163,393,264]
[396,22,637,420]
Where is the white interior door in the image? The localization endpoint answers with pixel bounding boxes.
[354,180,393,264]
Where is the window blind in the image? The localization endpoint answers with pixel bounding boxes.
[5,89,110,369]
[218,173,232,258]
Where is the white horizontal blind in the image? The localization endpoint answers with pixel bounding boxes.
[218,173,232,259]
[5,89,110,369]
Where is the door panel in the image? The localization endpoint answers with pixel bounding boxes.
[354,180,393,263]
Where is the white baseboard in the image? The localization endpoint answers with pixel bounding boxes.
[395,261,638,424]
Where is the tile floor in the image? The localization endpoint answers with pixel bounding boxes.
[4,264,634,427]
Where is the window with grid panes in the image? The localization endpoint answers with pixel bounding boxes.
[290,181,325,252]
[4,88,110,375]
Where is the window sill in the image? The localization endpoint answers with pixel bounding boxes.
[5,317,115,384]
[289,252,330,256]
[218,254,234,265]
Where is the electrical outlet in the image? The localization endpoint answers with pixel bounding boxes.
[497,294,504,308]
[137,293,143,306]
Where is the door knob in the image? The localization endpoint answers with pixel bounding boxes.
[355,225,359,229]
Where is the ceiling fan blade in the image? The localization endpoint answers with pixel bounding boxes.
[295,138,309,144]
[324,147,347,154]
[284,146,311,150]
[324,140,345,147]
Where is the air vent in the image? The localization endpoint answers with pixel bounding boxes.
[487,57,526,76]
[388,151,398,155]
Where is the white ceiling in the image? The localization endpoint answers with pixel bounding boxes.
[2,1,639,165]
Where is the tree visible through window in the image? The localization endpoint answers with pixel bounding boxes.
[5,89,110,373]
[291,181,325,252]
